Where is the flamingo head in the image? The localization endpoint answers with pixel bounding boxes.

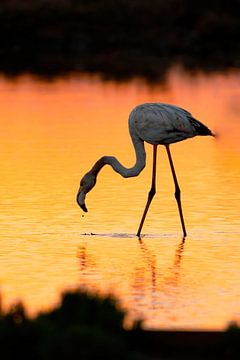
[76,171,96,212]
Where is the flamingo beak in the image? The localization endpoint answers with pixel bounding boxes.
[76,191,88,212]
[80,203,88,212]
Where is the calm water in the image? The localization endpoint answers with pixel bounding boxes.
[0,69,239,330]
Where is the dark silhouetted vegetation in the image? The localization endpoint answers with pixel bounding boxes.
[0,0,240,81]
[0,289,144,360]
[0,288,240,359]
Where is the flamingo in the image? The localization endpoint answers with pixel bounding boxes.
[76,103,214,238]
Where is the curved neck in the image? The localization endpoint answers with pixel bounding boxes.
[90,131,146,178]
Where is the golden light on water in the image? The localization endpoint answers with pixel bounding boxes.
[0,69,239,329]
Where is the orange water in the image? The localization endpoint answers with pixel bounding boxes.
[0,69,239,330]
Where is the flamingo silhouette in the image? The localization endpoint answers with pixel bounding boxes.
[77,103,214,238]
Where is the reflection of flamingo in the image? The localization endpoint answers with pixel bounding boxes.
[138,238,156,293]
[78,245,87,271]
[77,103,214,238]
[165,238,186,287]
[137,238,185,310]
[138,238,157,309]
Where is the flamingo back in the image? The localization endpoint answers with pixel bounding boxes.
[129,103,209,145]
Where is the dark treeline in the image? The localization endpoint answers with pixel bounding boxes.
[0,289,240,359]
[0,0,240,81]
[0,290,143,360]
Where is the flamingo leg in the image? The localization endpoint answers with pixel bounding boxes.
[165,145,187,238]
[137,145,157,238]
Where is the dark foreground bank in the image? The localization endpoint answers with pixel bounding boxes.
[1,0,240,81]
[0,289,239,360]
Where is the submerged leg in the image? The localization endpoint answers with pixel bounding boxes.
[137,145,158,238]
[165,145,187,238]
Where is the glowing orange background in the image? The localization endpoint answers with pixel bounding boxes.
[0,69,239,329]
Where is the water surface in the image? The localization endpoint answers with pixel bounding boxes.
[0,69,239,329]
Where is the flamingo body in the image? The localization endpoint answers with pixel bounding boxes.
[129,103,212,145]
[77,102,214,237]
